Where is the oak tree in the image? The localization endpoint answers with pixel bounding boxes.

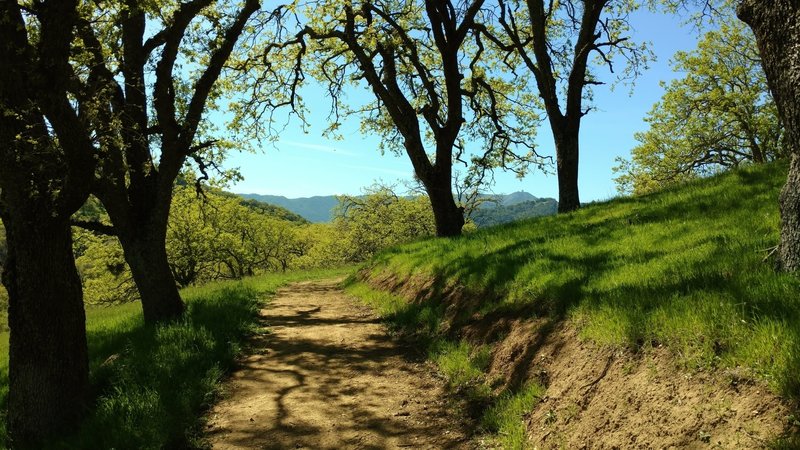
[483,0,651,212]
[614,21,782,195]
[0,0,95,443]
[75,0,260,322]
[244,0,544,237]
[737,0,800,272]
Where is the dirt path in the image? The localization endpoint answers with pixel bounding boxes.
[206,279,472,450]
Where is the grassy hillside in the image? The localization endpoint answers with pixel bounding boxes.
[358,161,800,398]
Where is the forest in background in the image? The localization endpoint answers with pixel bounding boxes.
[0,186,557,317]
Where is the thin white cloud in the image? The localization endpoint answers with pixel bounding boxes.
[339,163,410,177]
[279,139,358,157]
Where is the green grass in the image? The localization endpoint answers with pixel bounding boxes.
[430,340,492,389]
[346,162,800,448]
[362,162,800,398]
[481,383,545,450]
[0,267,350,449]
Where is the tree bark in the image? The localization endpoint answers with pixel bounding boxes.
[2,213,88,447]
[117,222,184,324]
[1,2,94,443]
[777,156,800,271]
[738,1,800,272]
[555,131,581,213]
[425,175,466,237]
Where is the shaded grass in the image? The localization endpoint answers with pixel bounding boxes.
[362,162,800,399]
[0,267,351,449]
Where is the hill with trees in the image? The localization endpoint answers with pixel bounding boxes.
[472,197,559,227]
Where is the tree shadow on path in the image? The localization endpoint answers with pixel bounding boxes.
[206,279,474,450]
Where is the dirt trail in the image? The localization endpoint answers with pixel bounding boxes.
[206,279,472,450]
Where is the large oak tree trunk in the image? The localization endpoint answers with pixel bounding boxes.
[738,1,800,272]
[1,213,88,447]
[118,223,184,324]
[555,131,580,213]
[778,156,800,271]
[427,180,465,237]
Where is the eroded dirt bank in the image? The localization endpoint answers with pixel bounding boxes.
[362,270,796,449]
[206,279,472,450]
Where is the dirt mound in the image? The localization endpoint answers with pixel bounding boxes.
[361,270,796,448]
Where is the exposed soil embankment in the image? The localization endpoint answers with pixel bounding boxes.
[360,269,796,448]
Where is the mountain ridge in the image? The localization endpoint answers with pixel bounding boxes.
[237,191,557,224]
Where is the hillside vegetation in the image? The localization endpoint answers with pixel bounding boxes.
[351,161,800,445]
[471,198,558,227]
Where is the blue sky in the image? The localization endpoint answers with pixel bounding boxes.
[225,8,709,201]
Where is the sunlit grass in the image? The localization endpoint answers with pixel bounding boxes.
[362,161,800,399]
[348,163,799,446]
[0,267,351,448]
[430,340,491,389]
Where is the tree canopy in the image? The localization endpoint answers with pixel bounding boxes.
[233,0,547,236]
[65,0,265,323]
[614,20,782,195]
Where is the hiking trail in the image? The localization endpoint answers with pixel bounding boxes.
[206,278,473,449]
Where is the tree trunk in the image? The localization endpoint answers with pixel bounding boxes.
[119,227,184,324]
[778,155,800,271]
[750,140,766,164]
[425,174,465,237]
[738,0,800,272]
[2,214,88,447]
[555,132,580,213]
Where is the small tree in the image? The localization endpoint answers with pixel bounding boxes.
[334,187,435,261]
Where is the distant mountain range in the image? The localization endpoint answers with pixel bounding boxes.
[237,191,558,226]
[477,191,540,209]
[237,194,340,223]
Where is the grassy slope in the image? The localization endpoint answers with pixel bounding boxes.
[351,162,800,445]
[0,267,350,449]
